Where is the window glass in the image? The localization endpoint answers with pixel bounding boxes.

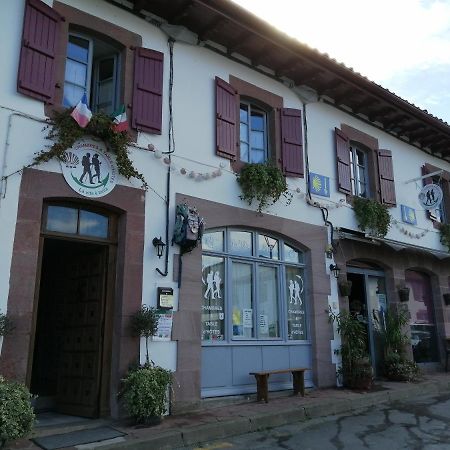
[350,145,368,197]
[232,262,253,339]
[79,210,109,238]
[202,256,225,341]
[258,234,279,260]
[285,266,307,340]
[67,36,89,63]
[258,266,279,338]
[284,244,303,264]
[240,102,268,163]
[229,231,253,256]
[251,113,264,131]
[65,59,88,87]
[202,231,224,252]
[46,206,78,234]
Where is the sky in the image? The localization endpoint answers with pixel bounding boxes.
[231,0,450,124]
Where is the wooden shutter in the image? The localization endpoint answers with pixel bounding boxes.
[17,0,61,102]
[280,108,303,177]
[131,47,164,134]
[377,149,396,206]
[216,77,238,160]
[335,128,351,194]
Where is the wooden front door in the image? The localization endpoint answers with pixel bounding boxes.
[56,244,108,418]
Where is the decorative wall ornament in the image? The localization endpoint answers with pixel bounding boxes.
[391,219,428,239]
[418,184,443,210]
[400,205,417,225]
[309,172,330,197]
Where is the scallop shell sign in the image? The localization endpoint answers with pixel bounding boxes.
[60,138,118,198]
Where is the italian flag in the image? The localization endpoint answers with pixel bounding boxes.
[112,105,128,132]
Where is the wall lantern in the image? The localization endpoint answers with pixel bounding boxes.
[152,237,166,259]
[329,264,341,279]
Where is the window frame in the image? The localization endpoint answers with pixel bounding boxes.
[349,143,370,198]
[45,1,142,124]
[201,228,308,346]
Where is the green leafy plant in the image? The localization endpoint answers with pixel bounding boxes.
[237,163,292,213]
[0,311,14,337]
[439,223,450,252]
[0,376,35,448]
[352,196,391,238]
[121,365,172,424]
[130,306,159,365]
[328,308,373,389]
[375,308,420,382]
[33,109,147,188]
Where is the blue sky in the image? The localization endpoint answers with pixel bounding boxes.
[232,0,450,124]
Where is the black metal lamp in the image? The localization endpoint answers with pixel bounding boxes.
[329,264,340,279]
[152,236,166,259]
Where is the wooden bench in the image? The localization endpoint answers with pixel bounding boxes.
[249,368,309,403]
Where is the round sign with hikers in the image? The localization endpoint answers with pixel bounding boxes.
[60,138,118,198]
[418,184,443,210]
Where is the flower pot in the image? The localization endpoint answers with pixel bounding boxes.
[443,293,450,306]
[338,280,352,297]
[398,287,410,302]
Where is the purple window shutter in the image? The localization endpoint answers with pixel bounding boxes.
[216,77,238,160]
[17,0,61,102]
[335,128,351,194]
[131,47,164,134]
[377,149,397,206]
[281,108,303,177]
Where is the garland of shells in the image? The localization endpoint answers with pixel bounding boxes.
[391,218,429,239]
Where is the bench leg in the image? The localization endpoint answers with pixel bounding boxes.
[254,374,270,403]
[292,371,305,397]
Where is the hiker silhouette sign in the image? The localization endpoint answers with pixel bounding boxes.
[60,139,118,198]
[418,184,443,210]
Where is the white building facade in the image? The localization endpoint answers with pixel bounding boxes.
[0,0,449,418]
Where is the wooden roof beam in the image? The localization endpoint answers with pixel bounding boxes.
[197,17,225,41]
[169,1,194,24]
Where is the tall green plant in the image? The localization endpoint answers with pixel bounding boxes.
[328,308,372,388]
[130,306,159,365]
[439,223,450,252]
[237,163,292,213]
[352,196,391,238]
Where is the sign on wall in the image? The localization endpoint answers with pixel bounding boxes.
[418,184,443,210]
[401,205,417,225]
[309,172,330,197]
[60,138,118,198]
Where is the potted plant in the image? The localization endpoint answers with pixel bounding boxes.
[352,196,391,238]
[338,279,352,297]
[130,305,159,365]
[328,308,373,390]
[398,287,410,303]
[237,163,292,213]
[376,308,420,382]
[122,306,172,425]
[0,376,35,448]
[443,293,450,306]
[0,311,14,337]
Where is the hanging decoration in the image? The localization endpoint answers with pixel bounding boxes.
[391,218,428,239]
[150,144,224,181]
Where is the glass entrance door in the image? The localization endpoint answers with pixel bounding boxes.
[347,268,387,376]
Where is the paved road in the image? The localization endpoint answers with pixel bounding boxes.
[179,393,450,450]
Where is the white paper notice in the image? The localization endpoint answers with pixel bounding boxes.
[243,309,253,328]
[153,310,173,341]
[259,314,269,334]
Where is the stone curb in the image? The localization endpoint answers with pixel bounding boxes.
[54,378,450,450]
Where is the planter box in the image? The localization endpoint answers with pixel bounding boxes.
[338,280,352,297]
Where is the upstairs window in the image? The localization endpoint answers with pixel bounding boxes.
[349,145,369,198]
[239,102,268,163]
[64,33,119,115]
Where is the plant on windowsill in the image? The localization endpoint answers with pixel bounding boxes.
[122,306,172,425]
[439,223,450,252]
[237,163,292,213]
[32,108,147,189]
[352,196,391,238]
[0,376,35,449]
[328,308,373,390]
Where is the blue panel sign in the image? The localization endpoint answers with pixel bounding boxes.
[401,205,417,225]
[309,172,330,197]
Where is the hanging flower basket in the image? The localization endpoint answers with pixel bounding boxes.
[338,280,352,297]
[398,287,410,303]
